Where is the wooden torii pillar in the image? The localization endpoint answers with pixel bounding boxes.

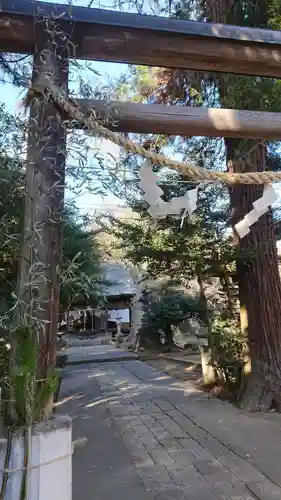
[18,17,69,393]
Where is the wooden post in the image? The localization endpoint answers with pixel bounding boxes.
[18,18,69,408]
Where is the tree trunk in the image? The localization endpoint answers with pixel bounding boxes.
[203,0,281,411]
[196,265,212,345]
[165,324,174,348]
[220,271,235,318]
[227,139,281,410]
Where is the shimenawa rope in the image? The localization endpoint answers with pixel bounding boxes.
[0,450,73,473]
[32,76,281,186]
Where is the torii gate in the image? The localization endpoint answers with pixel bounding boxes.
[1,0,281,372]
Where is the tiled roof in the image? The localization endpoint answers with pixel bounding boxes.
[100,262,137,296]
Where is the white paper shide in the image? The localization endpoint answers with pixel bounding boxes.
[235,184,278,239]
[138,160,199,220]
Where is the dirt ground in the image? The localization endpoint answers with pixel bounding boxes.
[144,358,203,384]
[143,358,234,402]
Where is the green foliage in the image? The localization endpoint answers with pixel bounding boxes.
[60,210,103,310]
[140,285,204,346]
[107,187,238,293]
[0,106,25,311]
[5,326,58,426]
[0,329,10,382]
[210,317,245,387]
[0,161,24,311]
[0,164,103,317]
[0,104,105,320]
[267,0,281,28]
[115,66,160,102]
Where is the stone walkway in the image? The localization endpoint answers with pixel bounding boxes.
[66,343,137,364]
[61,358,281,500]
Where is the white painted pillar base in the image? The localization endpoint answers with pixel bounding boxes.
[0,415,72,500]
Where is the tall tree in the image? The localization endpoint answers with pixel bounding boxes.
[200,0,281,410]
[105,183,239,341]
[104,1,281,409]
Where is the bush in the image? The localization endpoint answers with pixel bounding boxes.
[140,285,204,348]
[210,317,245,388]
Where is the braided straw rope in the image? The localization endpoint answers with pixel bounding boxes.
[33,76,281,185]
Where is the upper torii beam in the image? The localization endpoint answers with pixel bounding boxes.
[1,0,281,77]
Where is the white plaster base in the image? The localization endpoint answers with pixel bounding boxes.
[0,415,72,500]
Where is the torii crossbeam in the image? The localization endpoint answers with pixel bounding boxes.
[1,0,281,77]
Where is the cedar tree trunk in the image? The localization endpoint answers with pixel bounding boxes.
[227,140,281,410]
[204,0,281,411]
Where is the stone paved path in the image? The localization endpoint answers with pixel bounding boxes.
[66,343,136,364]
[61,359,281,500]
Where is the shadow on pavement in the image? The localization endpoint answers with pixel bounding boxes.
[58,365,154,500]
